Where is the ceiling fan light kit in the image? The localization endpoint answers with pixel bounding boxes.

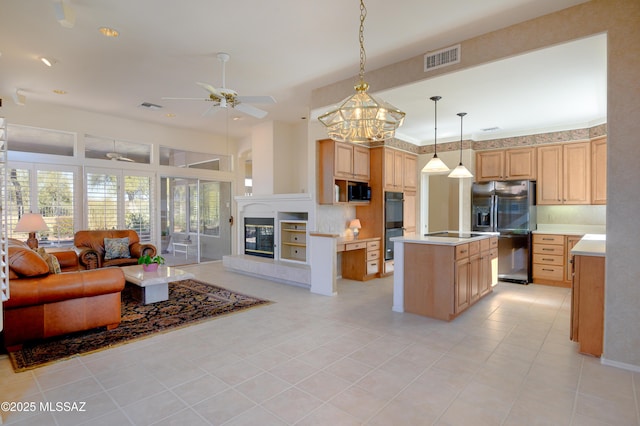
[163,52,275,119]
[318,0,405,143]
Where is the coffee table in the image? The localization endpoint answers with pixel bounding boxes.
[120,265,195,304]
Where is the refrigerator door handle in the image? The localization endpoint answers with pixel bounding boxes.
[492,195,498,231]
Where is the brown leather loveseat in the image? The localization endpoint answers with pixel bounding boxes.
[74,230,156,270]
[3,239,125,350]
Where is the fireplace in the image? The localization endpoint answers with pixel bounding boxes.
[244,217,274,258]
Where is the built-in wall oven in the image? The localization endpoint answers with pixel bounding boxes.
[384,192,404,261]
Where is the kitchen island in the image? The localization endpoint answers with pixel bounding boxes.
[392,233,498,321]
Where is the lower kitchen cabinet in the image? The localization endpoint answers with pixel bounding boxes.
[404,238,493,321]
[533,233,584,288]
[340,237,380,281]
[571,254,605,357]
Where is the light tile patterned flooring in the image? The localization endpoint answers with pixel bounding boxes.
[1,261,639,425]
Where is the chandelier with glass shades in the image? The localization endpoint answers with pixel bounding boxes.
[318,0,405,143]
[421,96,450,173]
[448,112,474,178]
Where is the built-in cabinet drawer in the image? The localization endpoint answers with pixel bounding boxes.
[346,241,367,251]
[367,260,379,275]
[456,244,470,259]
[533,253,564,266]
[469,241,480,256]
[533,244,564,256]
[533,264,564,281]
[533,234,564,245]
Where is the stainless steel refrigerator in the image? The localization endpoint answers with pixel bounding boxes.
[472,180,536,284]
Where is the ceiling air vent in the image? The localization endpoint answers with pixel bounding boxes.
[424,44,461,72]
[139,102,163,110]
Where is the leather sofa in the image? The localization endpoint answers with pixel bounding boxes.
[74,230,156,270]
[3,239,125,351]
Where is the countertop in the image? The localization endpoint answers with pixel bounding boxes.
[571,234,606,257]
[391,232,496,246]
[533,224,606,236]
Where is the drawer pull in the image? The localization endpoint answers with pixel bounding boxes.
[542,248,554,251]
[542,258,554,261]
[542,238,554,241]
[542,268,555,271]
[460,250,467,253]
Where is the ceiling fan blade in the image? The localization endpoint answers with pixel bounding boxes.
[236,95,276,105]
[196,82,223,97]
[202,104,220,116]
[162,97,206,101]
[234,102,268,119]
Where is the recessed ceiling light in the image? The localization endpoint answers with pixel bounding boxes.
[53,89,67,95]
[99,27,119,37]
[165,113,176,118]
[40,57,56,67]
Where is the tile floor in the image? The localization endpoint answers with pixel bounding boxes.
[1,261,638,425]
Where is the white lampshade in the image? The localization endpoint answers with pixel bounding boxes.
[349,219,362,229]
[448,163,474,178]
[14,213,49,233]
[422,156,450,173]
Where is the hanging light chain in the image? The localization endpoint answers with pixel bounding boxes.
[458,112,467,164]
[356,0,368,92]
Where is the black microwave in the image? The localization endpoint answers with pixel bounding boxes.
[348,183,371,201]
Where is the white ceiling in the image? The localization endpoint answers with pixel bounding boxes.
[0,0,603,147]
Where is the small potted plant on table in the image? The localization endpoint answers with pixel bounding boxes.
[138,254,165,272]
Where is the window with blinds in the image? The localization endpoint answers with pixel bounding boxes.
[87,172,118,230]
[37,170,74,244]
[6,166,76,245]
[7,168,31,239]
[200,181,221,236]
[86,171,153,242]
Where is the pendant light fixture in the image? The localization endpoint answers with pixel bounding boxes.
[421,96,450,173]
[318,0,405,143]
[448,112,474,178]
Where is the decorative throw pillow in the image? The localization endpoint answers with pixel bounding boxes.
[104,237,131,260]
[36,247,62,274]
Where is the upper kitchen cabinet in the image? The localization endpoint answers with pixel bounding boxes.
[591,136,607,205]
[333,140,370,181]
[382,148,417,192]
[318,139,370,205]
[476,147,536,182]
[537,142,591,205]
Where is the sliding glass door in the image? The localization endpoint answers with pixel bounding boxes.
[160,177,231,265]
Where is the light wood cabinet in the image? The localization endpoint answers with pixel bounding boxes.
[383,148,416,191]
[505,147,536,180]
[279,221,307,263]
[533,233,585,288]
[591,136,607,205]
[532,233,567,286]
[476,147,536,182]
[403,237,493,321]
[403,153,418,191]
[318,139,370,205]
[340,237,380,281]
[403,191,416,236]
[571,254,605,357]
[537,142,591,205]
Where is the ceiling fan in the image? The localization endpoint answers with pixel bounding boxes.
[162,52,276,119]
[106,141,134,162]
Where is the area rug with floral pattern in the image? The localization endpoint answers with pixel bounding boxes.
[6,279,272,372]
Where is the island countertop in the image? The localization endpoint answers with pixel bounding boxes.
[570,234,606,257]
[391,232,497,246]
